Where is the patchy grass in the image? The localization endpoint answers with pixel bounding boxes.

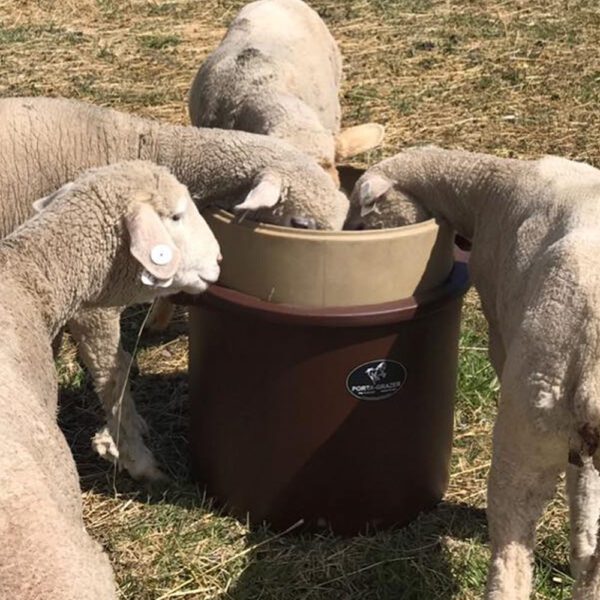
[139,33,182,50]
[1,0,599,598]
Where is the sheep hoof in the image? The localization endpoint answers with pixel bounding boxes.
[119,443,169,484]
[91,426,119,464]
[92,426,168,484]
[126,460,170,485]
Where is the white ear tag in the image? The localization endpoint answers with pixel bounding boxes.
[141,271,157,286]
[150,244,173,266]
[141,269,174,288]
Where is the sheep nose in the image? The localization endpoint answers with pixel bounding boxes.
[217,253,223,264]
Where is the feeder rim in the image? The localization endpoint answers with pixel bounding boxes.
[176,258,470,328]
[203,208,444,241]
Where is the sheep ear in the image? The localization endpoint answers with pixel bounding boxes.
[32,182,75,213]
[335,124,385,160]
[358,173,393,217]
[125,203,181,285]
[233,171,283,212]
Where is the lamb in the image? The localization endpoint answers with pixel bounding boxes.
[348,145,600,599]
[0,95,349,482]
[0,160,221,600]
[344,171,429,230]
[188,0,385,185]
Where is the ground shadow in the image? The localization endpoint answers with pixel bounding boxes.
[57,356,579,598]
[57,366,199,500]
[208,502,488,600]
[57,302,484,599]
[56,305,568,597]
[57,303,194,491]
[119,303,191,351]
[58,360,493,599]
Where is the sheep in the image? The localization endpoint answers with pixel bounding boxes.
[344,171,430,230]
[348,145,600,599]
[0,160,221,600]
[155,0,384,333]
[188,0,385,186]
[0,95,349,482]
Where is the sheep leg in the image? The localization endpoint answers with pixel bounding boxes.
[51,327,65,359]
[67,306,166,482]
[567,459,600,578]
[573,527,600,600]
[0,449,117,599]
[487,323,506,377]
[485,400,564,600]
[146,297,176,331]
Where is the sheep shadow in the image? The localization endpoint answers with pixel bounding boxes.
[57,367,195,497]
[56,303,193,490]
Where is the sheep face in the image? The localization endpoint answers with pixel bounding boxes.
[231,166,349,231]
[345,171,430,230]
[282,128,340,186]
[126,175,221,295]
[33,163,222,299]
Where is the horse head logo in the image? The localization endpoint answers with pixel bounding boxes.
[365,361,387,385]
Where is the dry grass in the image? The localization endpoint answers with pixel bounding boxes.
[2,0,599,598]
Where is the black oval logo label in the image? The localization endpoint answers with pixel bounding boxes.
[346,359,407,401]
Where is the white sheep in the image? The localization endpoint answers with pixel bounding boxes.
[0,95,349,482]
[348,145,600,599]
[0,160,220,599]
[188,0,385,185]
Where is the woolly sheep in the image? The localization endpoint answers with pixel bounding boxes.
[348,145,600,599]
[0,160,220,600]
[0,95,348,482]
[146,0,380,334]
[188,0,385,185]
[344,174,429,230]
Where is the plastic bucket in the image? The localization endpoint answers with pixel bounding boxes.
[184,260,469,534]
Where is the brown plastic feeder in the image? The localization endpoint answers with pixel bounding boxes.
[202,210,454,307]
[183,167,469,534]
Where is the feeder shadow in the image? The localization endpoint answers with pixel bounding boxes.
[209,501,488,600]
[56,303,494,600]
[57,365,498,599]
[57,357,490,540]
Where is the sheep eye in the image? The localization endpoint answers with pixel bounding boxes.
[171,213,183,222]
